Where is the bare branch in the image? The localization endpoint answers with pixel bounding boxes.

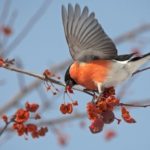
[2,63,65,85]
[0,0,11,25]
[1,59,149,97]
[0,0,53,57]
[38,113,87,127]
[114,24,150,44]
[119,103,150,108]
[0,121,11,137]
[0,113,87,134]
[0,117,14,137]
[16,61,26,90]
[132,66,150,76]
[0,60,91,95]
[0,60,71,115]
[2,9,18,46]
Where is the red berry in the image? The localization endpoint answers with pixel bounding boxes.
[89,118,104,134]
[102,110,115,124]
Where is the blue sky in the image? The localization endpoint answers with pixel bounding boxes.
[0,0,150,150]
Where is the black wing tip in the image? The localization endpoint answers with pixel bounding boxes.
[115,53,135,61]
[129,52,150,62]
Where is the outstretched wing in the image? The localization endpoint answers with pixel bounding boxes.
[62,4,118,61]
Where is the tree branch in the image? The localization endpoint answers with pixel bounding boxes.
[0,0,53,57]
[1,62,149,97]
[114,24,150,44]
[0,60,71,115]
[1,62,92,95]
[119,103,150,108]
[132,67,150,76]
[1,98,150,135]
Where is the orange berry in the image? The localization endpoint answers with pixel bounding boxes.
[60,104,68,114]
[2,114,8,123]
[13,123,26,136]
[15,109,29,123]
[106,96,119,107]
[2,26,12,36]
[43,69,52,78]
[72,100,78,106]
[121,107,136,123]
[65,85,74,93]
[105,130,117,141]
[87,102,101,120]
[38,127,48,136]
[57,134,68,146]
[35,113,41,120]
[66,103,73,114]
[26,124,37,133]
[25,102,39,112]
[97,101,107,111]
[0,58,4,67]
[31,131,39,138]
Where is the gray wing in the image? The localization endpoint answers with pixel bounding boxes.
[62,4,118,61]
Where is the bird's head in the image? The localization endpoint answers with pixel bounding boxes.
[64,66,76,90]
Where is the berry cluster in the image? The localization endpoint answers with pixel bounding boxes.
[59,84,78,114]
[43,69,60,95]
[86,87,135,133]
[60,101,78,114]
[2,102,48,139]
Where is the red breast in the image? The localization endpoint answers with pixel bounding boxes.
[69,60,112,90]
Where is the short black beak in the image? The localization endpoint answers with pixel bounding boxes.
[64,66,76,92]
[64,66,76,87]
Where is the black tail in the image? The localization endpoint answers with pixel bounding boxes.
[130,52,150,62]
[126,52,150,74]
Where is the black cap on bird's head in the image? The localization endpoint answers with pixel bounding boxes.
[64,66,76,88]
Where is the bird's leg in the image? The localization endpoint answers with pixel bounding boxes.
[95,82,103,102]
[91,92,98,103]
[83,89,97,103]
[97,82,102,95]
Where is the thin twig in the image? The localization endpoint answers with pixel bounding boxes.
[132,67,150,76]
[0,119,12,137]
[0,60,71,115]
[1,63,92,95]
[0,0,11,25]
[0,0,53,57]
[0,112,87,133]
[38,113,87,126]
[0,124,9,137]
[2,10,18,46]
[1,63,149,96]
[114,24,150,44]
[16,58,26,89]
[1,99,150,136]
[119,103,150,108]
[117,77,136,99]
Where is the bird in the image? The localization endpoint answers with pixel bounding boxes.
[62,4,150,94]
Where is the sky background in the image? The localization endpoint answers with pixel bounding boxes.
[0,0,150,150]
